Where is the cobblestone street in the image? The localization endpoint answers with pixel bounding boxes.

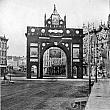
[1,80,89,110]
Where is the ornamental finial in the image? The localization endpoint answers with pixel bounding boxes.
[54,4,56,11]
[53,4,58,14]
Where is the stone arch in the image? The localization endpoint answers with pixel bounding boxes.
[28,62,38,78]
[40,43,71,78]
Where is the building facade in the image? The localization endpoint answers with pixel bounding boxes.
[83,14,110,77]
[0,35,8,76]
[107,14,110,76]
[7,56,26,71]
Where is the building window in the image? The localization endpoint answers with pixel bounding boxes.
[4,42,6,49]
[0,50,1,56]
[4,51,6,57]
[2,42,4,49]
[2,59,3,64]
[0,42,1,48]
[0,57,1,64]
[1,51,3,56]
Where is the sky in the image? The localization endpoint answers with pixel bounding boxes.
[0,0,109,56]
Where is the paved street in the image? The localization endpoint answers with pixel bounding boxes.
[85,79,110,110]
[1,79,89,110]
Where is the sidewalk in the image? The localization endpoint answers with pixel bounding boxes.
[85,78,110,110]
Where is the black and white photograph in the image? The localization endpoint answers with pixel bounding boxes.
[0,0,110,110]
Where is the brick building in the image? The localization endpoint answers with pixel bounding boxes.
[0,35,8,76]
[83,14,110,77]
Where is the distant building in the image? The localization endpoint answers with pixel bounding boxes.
[0,35,8,76]
[7,56,20,67]
[7,56,26,71]
[83,15,110,76]
[18,56,26,67]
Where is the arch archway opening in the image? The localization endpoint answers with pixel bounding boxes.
[43,47,67,78]
[31,65,37,78]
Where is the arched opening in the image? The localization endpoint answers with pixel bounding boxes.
[31,65,37,78]
[43,47,67,78]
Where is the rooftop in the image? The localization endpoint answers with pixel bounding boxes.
[0,35,8,41]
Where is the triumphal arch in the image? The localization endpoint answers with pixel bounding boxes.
[25,5,84,79]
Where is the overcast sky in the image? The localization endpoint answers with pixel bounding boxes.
[0,0,109,56]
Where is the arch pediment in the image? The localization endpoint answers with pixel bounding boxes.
[45,5,66,28]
